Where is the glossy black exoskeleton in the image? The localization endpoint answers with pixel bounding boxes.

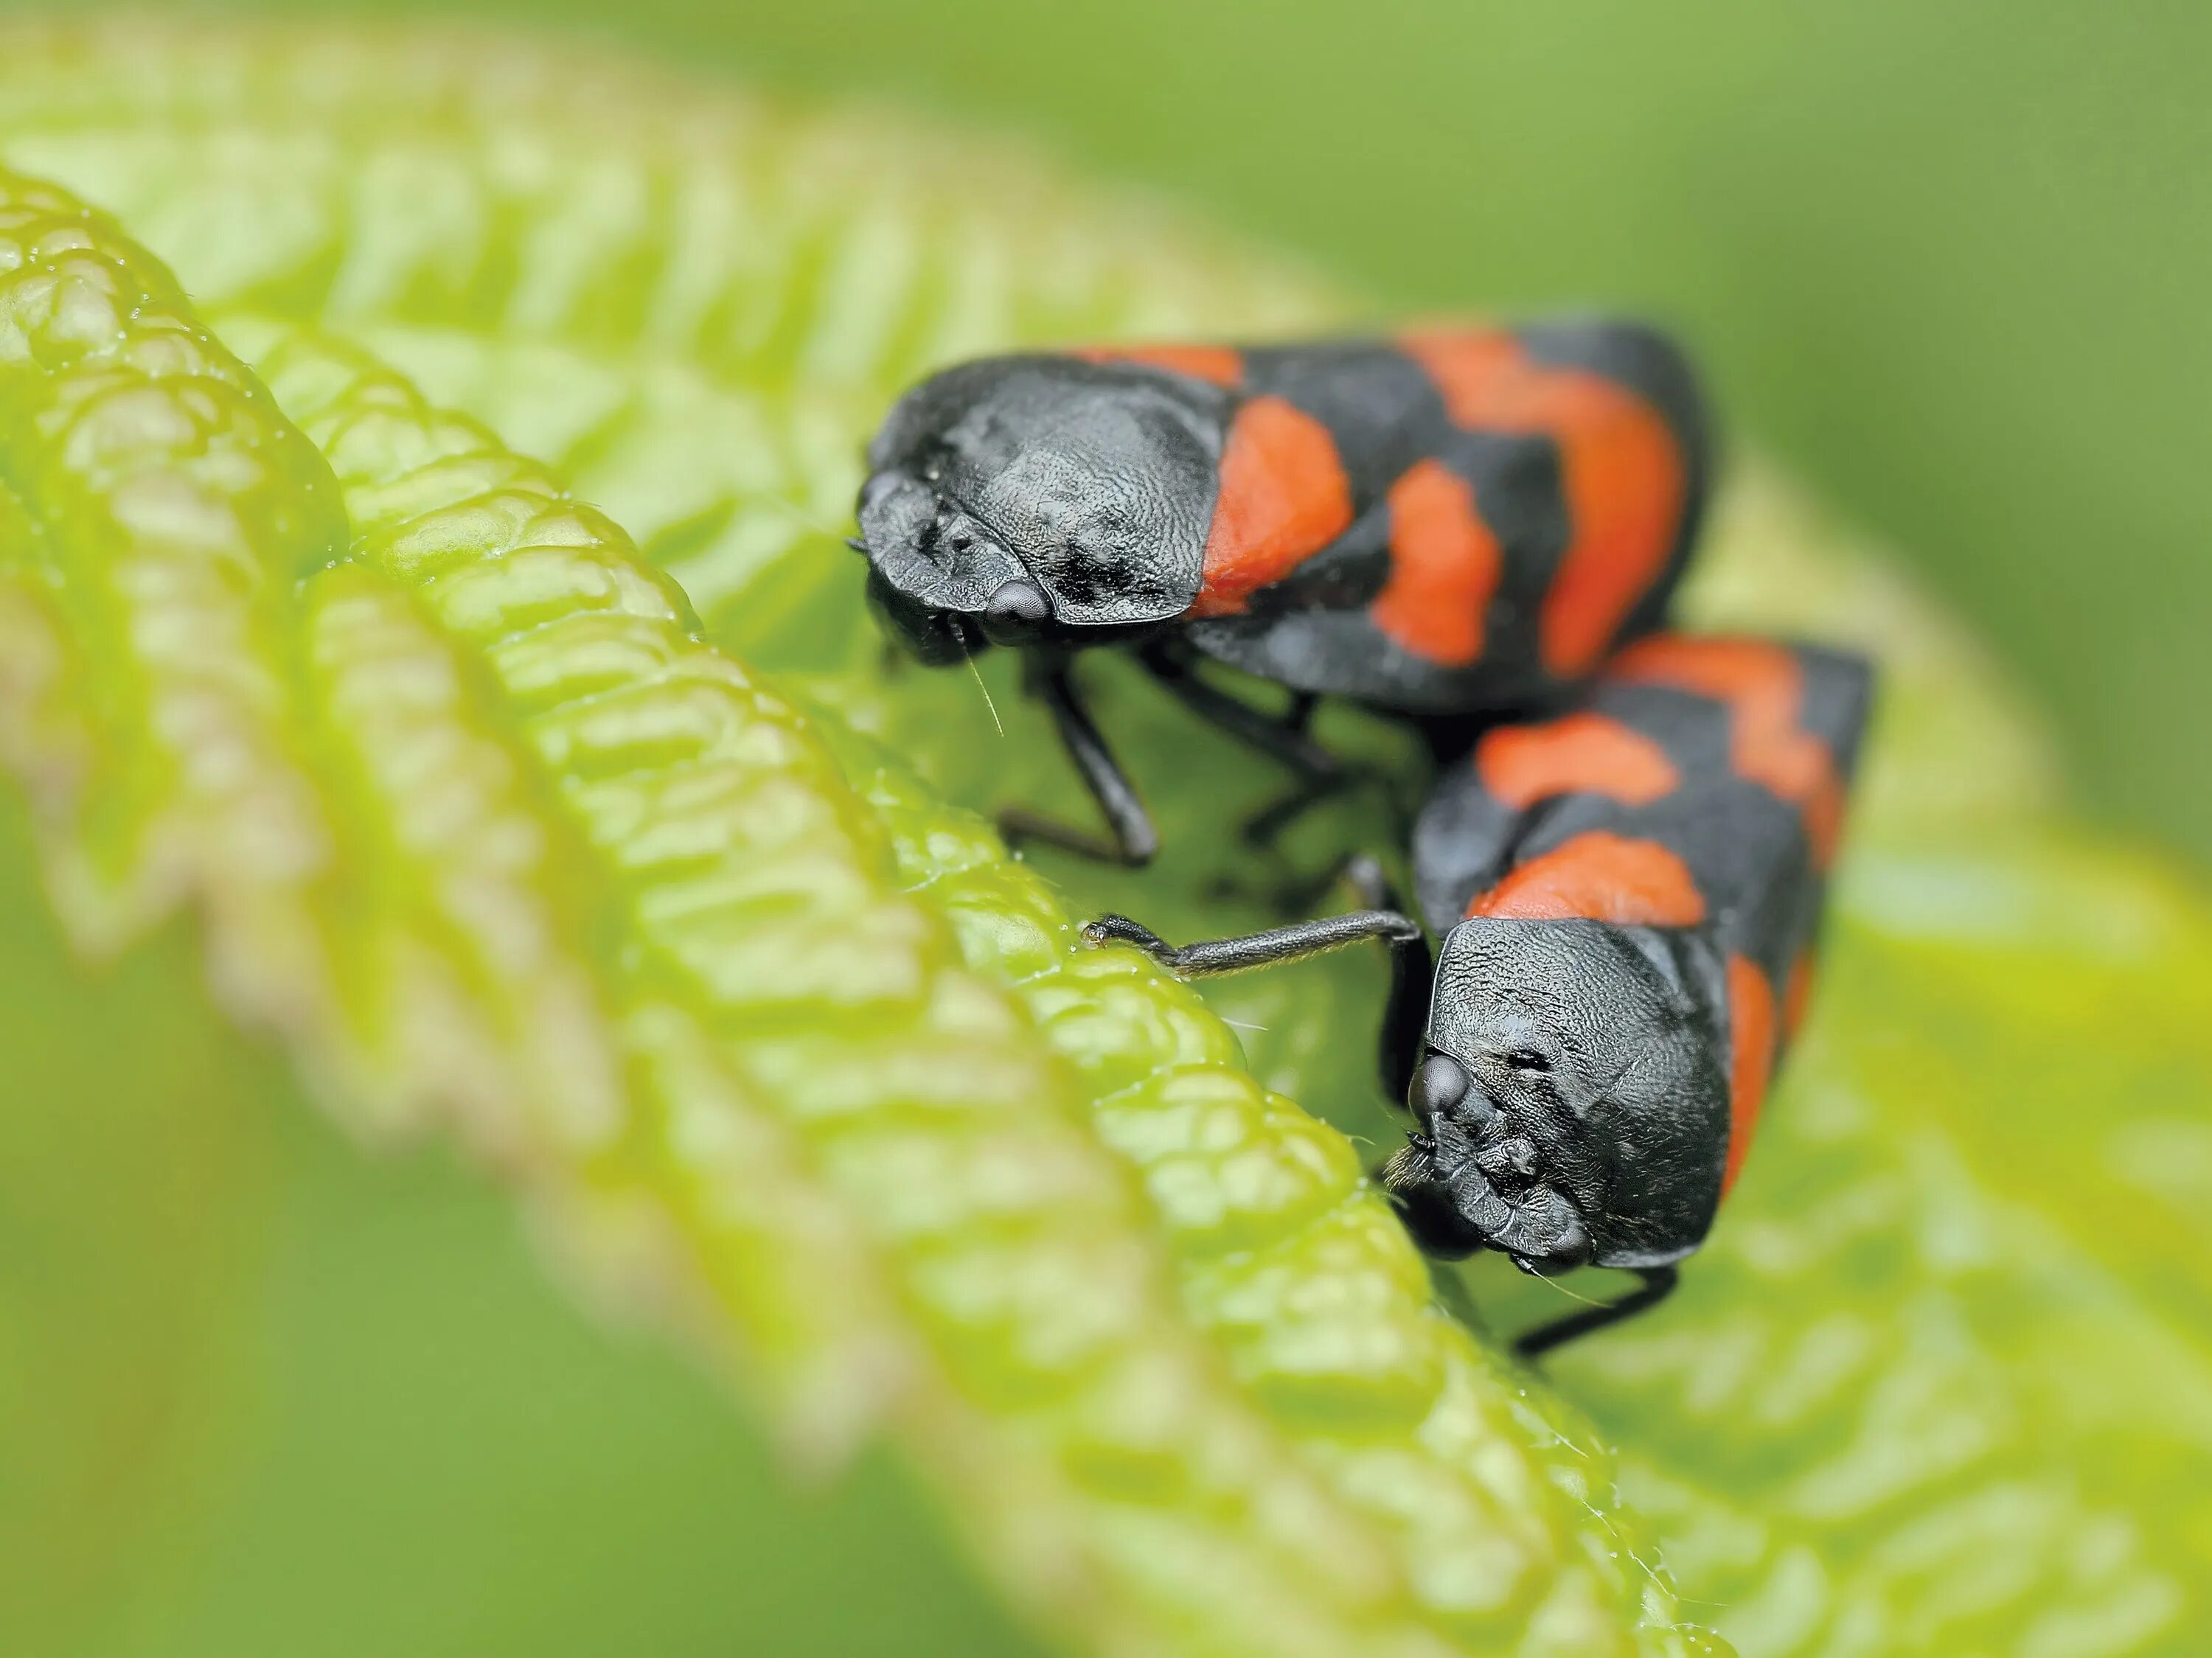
[855,323,1711,865]
[1083,635,1874,1356]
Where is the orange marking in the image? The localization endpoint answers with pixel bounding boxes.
[1610,635,1848,868]
[1723,954,1777,1194]
[1191,395,1355,616]
[1400,328,1686,676]
[1370,458,1503,665]
[1475,711,1680,809]
[1074,343,1245,388]
[1782,948,1817,1041]
[1467,831,1706,927]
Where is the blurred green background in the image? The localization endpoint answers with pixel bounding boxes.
[0,809,1041,1657]
[177,0,2212,862]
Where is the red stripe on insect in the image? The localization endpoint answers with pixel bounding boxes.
[1399,328,1686,678]
[1073,343,1246,388]
[1475,710,1680,809]
[1723,952,1778,1194]
[1467,830,1707,927]
[1191,395,1355,617]
[1609,635,1848,868]
[1370,458,1503,666]
[1782,947,1817,1042]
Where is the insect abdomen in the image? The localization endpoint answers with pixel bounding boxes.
[1084,321,1711,709]
[1394,322,1711,678]
[1412,635,1874,1188]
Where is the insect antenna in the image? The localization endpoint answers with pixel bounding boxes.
[1526,1272,1605,1309]
[957,634,1004,736]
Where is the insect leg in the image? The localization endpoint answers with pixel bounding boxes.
[995,655,1160,867]
[1206,849,1433,1096]
[1512,1264,1680,1360]
[1086,868,1433,1104]
[1083,905,1423,978]
[1135,643,1370,849]
[1138,641,1341,777]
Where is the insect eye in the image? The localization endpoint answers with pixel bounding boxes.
[980,578,1052,645]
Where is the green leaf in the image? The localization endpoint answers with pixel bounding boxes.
[0,146,1694,1658]
[0,18,2207,1658]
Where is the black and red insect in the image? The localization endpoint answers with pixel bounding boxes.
[1086,635,1873,1354]
[855,320,1711,863]
[856,324,1871,1351]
